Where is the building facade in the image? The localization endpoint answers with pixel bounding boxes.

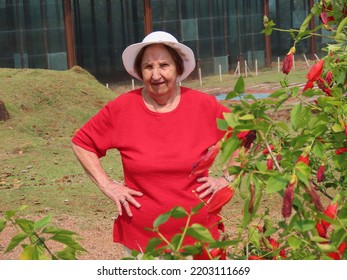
[0,0,324,82]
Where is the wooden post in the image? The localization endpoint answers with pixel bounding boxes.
[62,0,76,68]
[0,101,10,121]
[143,0,152,35]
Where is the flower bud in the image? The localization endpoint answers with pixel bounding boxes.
[296,154,309,165]
[267,158,274,170]
[263,144,274,154]
[282,175,297,218]
[335,147,347,155]
[316,164,325,183]
[282,53,293,75]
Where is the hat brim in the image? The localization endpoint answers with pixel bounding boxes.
[122,40,196,82]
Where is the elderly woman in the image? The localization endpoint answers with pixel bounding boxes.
[71,31,233,254]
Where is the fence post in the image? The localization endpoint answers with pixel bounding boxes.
[255,59,258,76]
[277,57,280,72]
[219,64,222,82]
[132,79,135,90]
[199,68,202,86]
[303,54,310,68]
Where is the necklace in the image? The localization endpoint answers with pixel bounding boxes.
[142,86,180,113]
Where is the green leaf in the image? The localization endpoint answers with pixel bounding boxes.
[0,219,6,233]
[153,206,186,228]
[50,234,86,251]
[4,210,16,221]
[56,247,78,260]
[153,212,171,228]
[248,227,261,247]
[239,114,255,120]
[317,243,336,253]
[217,119,229,131]
[145,238,163,252]
[225,91,239,100]
[311,236,329,243]
[287,236,302,250]
[15,218,34,234]
[268,89,287,98]
[185,224,215,243]
[336,16,347,36]
[170,234,183,250]
[295,162,311,185]
[332,123,344,133]
[223,112,240,128]
[234,76,245,94]
[292,220,315,232]
[170,207,187,219]
[266,175,289,194]
[221,136,240,163]
[191,202,204,215]
[19,244,40,260]
[34,215,52,231]
[5,233,28,253]
[312,141,324,158]
[291,103,311,131]
[274,121,290,132]
[42,226,77,235]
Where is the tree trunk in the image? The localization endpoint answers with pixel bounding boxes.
[0,100,10,121]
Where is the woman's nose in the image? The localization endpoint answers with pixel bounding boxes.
[151,67,161,80]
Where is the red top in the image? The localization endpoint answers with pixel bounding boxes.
[72,87,229,251]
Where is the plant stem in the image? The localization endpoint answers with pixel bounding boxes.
[34,232,58,259]
[258,130,283,172]
[176,214,192,251]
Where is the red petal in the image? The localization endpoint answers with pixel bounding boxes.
[335,147,347,154]
[306,60,324,82]
[263,144,274,154]
[190,143,220,176]
[248,255,265,260]
[296,155,309,165]
[321,203,338,230]
[303,80,314,92]
[207,187,235,214]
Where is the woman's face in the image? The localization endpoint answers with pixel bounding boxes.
[141,44,178,98]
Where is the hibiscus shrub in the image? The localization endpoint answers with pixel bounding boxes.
[132,0,347,260]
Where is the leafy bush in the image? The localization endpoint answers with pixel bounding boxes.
[129,0,347,260]
[0,206,86,260]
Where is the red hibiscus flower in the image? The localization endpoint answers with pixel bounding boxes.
[237,130,256,150]
[190,142,220,176]
[303,60,325,92]
[296,154,309,165]
[206,186,235,214]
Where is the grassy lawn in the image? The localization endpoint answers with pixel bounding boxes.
[0,64,308,258]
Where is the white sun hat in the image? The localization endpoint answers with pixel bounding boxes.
[122,31,196,82]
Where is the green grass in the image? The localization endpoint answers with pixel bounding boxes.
[0,65,307,221]
[0,66,122,218]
